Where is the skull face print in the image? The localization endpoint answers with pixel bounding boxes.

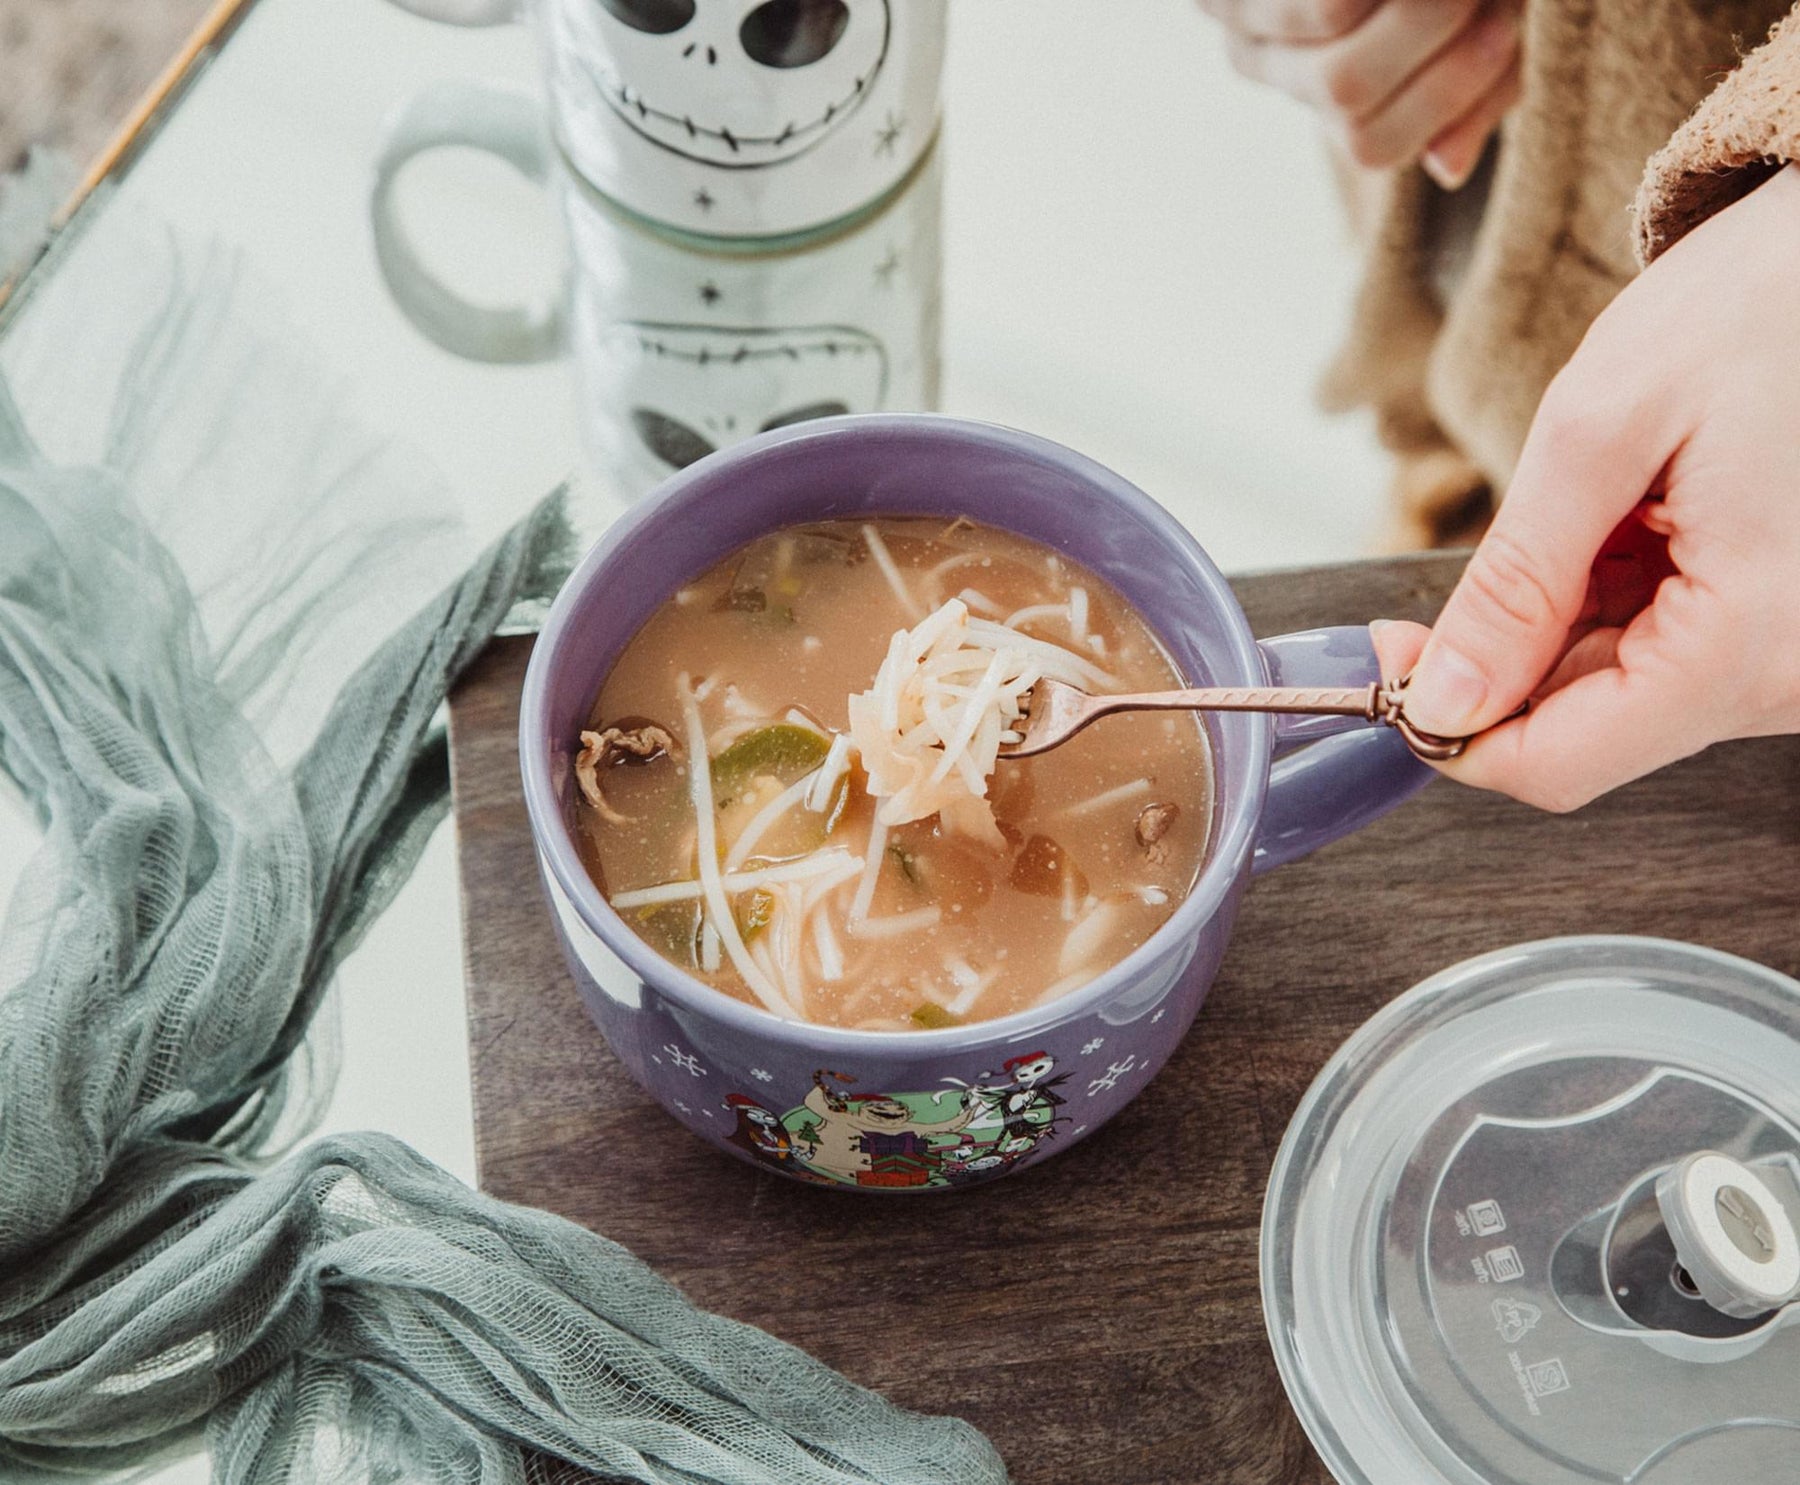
[563,0,892,169]
[588,319,889,478]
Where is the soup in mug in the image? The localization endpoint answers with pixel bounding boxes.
[574,516,1212,1029]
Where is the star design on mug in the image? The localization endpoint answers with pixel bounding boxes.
[693,187,716,212]
[698,281,722,306]
[874,110,905,157]
[873,247,901,288]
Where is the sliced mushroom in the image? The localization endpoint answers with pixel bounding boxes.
[575,718,677,826]
[1135,802,1180,849]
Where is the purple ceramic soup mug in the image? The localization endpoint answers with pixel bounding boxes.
[520,415,1431,1192]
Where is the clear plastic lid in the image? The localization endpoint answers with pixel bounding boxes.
[1262,937,1800,1485]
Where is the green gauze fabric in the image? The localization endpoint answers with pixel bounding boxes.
[0,350,1005,1480]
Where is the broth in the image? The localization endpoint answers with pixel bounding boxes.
[576,516,1212,1029]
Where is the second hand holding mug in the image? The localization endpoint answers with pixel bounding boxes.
[386,0,947,243]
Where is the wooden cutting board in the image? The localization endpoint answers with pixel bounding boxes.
[448,552,1800,1485]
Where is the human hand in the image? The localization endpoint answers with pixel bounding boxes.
[1371,165,1800,810]
[1201,0,1522,187]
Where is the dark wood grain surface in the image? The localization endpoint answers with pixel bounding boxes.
[448,552,1800,1485]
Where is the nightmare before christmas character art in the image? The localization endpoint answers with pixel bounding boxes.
[559,0,894,170]
[795,1069,976,1188]
[722,1092,836,1183]
[714,1055,1082,1189]
[595,320,889,477]
[967,1051,1070,1153]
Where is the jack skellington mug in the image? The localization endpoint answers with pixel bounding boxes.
[369,81,942,496]
[387,0,947,242]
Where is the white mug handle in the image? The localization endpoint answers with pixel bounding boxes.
[370,80,568,364]
[383,0,518,26]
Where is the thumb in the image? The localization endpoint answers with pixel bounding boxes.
[1404,365,1675,737]
[1443,607,1716,810]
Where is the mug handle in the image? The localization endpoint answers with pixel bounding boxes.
[1250,625,1435,875]
[370,80,568,364]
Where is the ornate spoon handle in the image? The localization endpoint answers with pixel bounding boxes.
[1070,682,1475,761]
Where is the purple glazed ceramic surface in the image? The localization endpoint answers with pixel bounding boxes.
[519,415,1432,1192]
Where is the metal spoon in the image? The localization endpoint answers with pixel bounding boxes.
[997,676,1484,763]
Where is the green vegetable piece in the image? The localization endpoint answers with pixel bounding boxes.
[710,724,830,800]
[737,888,775,942]
[633,902,702,967]
[910,1001,962,1030]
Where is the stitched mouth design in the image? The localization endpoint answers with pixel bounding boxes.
[625,323,886,375]
[572,6,892,171]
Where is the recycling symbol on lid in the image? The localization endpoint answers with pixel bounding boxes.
[1491,1297,1543,1345]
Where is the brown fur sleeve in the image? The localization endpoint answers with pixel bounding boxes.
[1635,7,1800,264]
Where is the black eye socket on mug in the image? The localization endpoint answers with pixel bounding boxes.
[739,0,851,69]
[631,409,717,469]
[597,0,696,36]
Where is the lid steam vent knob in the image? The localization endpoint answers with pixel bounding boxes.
[1654,1152,1800,1320]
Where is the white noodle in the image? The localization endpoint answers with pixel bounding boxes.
[1061,870,1083,923]
[848,816,889,925]
[1060,777,1153,818]
[923,550,991,596]
[927,648,1012,786]
[706,718,770,754]
[812,909,845,982]
[862,524,919,618]
[1002,602,1072,632]
[699,920,721,972]
[800,853,866,912]
[722,684,761,718]
[784,708,830,736]
[674,679,794,1018]
[749,939,785,1006]
[963,618,1116,689]
[944,958,997,1017]
[1069,586,1089,645]
[1138,885,1170,906]
[804,733,852,812]
[1031,966,1097,1008]
[1059,900,1122,975]
[956,587,1004,617]
[724,770,822,871]
[770,884,806,1013]
[848,905,942,939]
[901,598,970,660]
[873,630,909,734]
[692,675,718,700]
[608,849,862,909]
